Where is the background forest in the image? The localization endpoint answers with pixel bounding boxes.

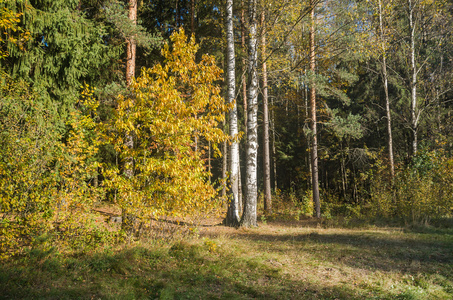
[1,0,453,257]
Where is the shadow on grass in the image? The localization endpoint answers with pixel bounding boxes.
[231,228,453,276]
[0,240,421,300]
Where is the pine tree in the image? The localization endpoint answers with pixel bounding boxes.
[2,0,122,128]
[126,0,137,86]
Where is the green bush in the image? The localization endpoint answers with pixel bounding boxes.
[0,79,108,258]
[369,149,453,224]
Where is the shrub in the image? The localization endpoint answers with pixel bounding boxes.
[0,79,107,258]
[369,149,453,224]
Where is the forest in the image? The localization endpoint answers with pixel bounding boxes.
[1,0,453,299]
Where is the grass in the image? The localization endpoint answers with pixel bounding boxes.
[1,218,452,299]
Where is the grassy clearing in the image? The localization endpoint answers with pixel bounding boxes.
[1,219,452,299]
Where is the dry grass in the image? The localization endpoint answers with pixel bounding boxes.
[199,218,453,299]
[1,217,452,299]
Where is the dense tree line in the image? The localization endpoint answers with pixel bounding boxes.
[1,0,452,255]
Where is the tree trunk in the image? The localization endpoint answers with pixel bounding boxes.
[190,0,196,36]
[304,70,312,188]
[224,0,240,226]
[239,0,246,212]
[378,0,395,178]
[175,0,179,28]
[241,0,258,227]
[271,97,277,190]
[241,0,247,133]
[309,0,321,218]
[125,0,137,87]
[208,141,211,183]
[238,164,243,215]
[409,0,418,156]
[124,0,137,175]
[222,118,228,198]
[261,10,271,215]
[123,0,138,236]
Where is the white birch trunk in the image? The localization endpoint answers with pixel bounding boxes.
[409,0,418,156]
[241,0,258,227]
[241,0,247,133]
[378,0,395,178]
[225,0,240,225]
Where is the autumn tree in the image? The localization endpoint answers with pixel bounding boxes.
[389,0,452,158]
[104,30,229,234]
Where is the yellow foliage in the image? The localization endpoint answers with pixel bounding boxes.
[0,4,30,59]
[51,84,103,228]
[0,80,105,258]
[104,29,229,226]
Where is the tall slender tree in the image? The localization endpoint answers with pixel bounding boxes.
[261,10,272,215]
[190,0,196,35]
[123,0,138,235]
[239,0,247,211]
[224,0,240,226]
[241,0,248,132]
[309,0,321,218]
[378,0,395,178]
[408,0,418,156]
[241,0,258,227]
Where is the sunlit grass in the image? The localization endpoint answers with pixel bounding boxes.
[1,219,452,299]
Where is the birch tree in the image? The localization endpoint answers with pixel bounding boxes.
[379,0,395,178]
[241,0,258,227]
[408,0,418,156]
[224,0,241,226]
[368,0,396,178]
[396,0,448,157]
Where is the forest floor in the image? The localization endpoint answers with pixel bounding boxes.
[1,217,453,299]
